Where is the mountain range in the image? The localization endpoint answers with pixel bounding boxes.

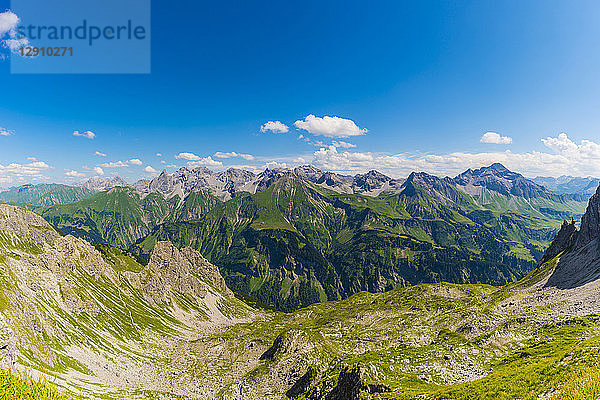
[533,175,600,195]
[1,163,588,312]
[2,183,600,399]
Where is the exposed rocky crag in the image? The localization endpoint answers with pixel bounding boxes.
[130,241,233,304]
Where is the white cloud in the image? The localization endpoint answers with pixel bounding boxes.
[129,158,143,166]
[175,152,201,161]
[0,127,13,136]
[95,151,107,157]
[99,161,128,168]
[187,156,223,168]
[303,133,600,178]
[26,157,37,161]
[144,166,158,173]
[73,130,96,139]
[260,121,289,134]
[0,161,51,178]
[156,153,162,157]
[0,11,19,36]
[480,131,513,144]
[214,151,255,160]
[65,170,85,178]
[294,115,368,138]
[93,167,104,176]
[0,11,28,53]
[331,140,356,148]
[263,161,288,170]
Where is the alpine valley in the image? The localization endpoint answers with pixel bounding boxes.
[1,163,600,399]
[24,163,587,311]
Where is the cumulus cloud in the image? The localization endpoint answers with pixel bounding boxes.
[99,161,128,168]
[144,166,158,173]
[480,131,513,144]
[156,153,162,157]
[65,170,85,178]
[260,121,289,134]
[26,157,37,161]
[331,140,356,148]
[0,11,19,36]
[73,130,96,139]
[93,166,104,175]
[214,151,255,160]
[263,161,288,170]
[129,158,143,166]
[0,161,51,182]
[187,156,223,168]
[294,115,367,138]
[0,11,28,54]
[95,151,107,157]
[175,152,202,161]
[304,133,600,178]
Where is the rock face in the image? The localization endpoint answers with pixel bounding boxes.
[0,204,60,243]
[322,367,363,400]
[576,185,600,247]
[540,219,577,264]
[542,185,600,263]
[134,241,233,304]
[541,184,600,289]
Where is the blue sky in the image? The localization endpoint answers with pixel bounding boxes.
[1,0,600,185]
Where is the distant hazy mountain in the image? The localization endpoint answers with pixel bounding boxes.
[79,176,129,191]
[0,183,94,206]
[533,175,600,195]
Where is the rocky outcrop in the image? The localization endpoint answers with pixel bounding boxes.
[286,367,315,398]
[576,185,600,248]
[180,246,233,296]
[0,204,60,243]
[133,241,233,304]
[542,185,600,265]
[540,219,578,264]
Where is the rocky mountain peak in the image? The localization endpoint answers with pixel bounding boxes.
[452,163,551,199]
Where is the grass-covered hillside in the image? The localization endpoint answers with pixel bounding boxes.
[38,187,220,248]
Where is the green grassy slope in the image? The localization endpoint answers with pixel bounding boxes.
[38,187,221,249]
